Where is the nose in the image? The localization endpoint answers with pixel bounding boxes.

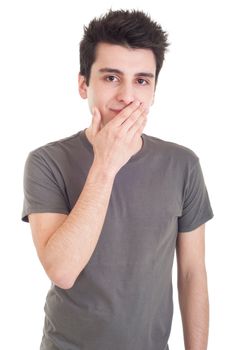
[116,83,135,105]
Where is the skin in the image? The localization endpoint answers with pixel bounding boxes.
[78,42,156,151]
[177,224,209,350]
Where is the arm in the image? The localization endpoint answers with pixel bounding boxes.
[29,161,115,290]
[176,224,209,350]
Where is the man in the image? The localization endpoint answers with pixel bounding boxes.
[22,9,214,350]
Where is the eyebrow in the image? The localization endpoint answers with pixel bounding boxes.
[98,68,155,79]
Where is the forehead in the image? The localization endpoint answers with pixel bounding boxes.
[92,42,156,74]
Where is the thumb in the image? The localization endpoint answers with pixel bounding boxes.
[91,106,101,136]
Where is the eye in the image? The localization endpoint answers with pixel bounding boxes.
[137,78,149,85]
[105,75,119,82]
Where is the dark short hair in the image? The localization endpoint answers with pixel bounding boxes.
[79,9,170,86]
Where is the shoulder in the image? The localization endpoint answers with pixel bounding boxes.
[26,130,84,163]
[144,133,199,170]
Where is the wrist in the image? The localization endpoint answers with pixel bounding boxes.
[89,160,116,183]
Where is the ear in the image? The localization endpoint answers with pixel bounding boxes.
[78,73,88,99]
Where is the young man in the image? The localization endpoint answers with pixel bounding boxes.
[22,9,214,350]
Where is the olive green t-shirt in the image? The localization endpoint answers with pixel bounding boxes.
[22,129,214,350]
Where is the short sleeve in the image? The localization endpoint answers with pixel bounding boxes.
[21,150,70,223]
[178,158,214,233]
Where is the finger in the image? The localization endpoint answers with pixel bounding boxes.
[120,104,147,132]
[91,106,101,136]
[110,100,142,127]
[135,118,147,138]
[127,110,148,141]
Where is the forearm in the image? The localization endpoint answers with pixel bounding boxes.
[178,269,209,350]
[44,161,116,289]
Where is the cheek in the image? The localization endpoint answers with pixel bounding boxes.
[90,88,108,107]
[145,91,155,107]
[94,92,112,113]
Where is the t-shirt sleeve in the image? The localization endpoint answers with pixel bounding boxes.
[21,150,70,223]
[178,158,214,233]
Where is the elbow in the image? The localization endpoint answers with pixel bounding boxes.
[46,265,80,290]
[53,275,75,290]
[41,250,84,290]
[41,252,80,289]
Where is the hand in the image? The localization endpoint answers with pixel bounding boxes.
[89,100,148,176]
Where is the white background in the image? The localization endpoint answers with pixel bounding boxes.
[0,0,231,349]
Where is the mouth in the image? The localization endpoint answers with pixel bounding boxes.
[110,108,123,113]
